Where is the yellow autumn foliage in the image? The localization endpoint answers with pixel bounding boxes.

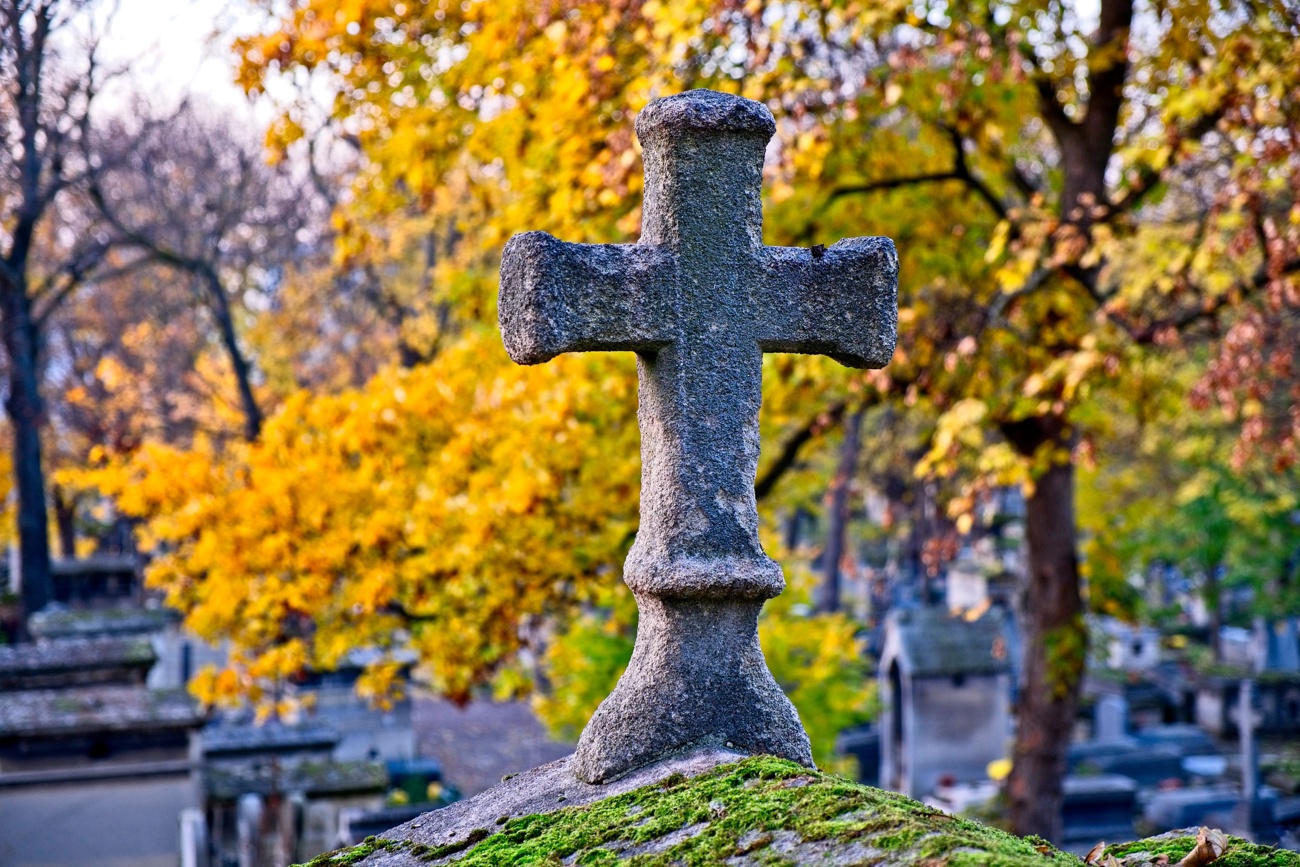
[80,328,641,708]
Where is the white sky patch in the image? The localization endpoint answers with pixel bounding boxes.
[92,0,273,128]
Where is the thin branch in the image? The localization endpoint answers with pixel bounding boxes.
[944,124,1009,222]
[1109,108,1225,218]
[985,267,1052,328]
[1127,258,1300,345]
[829,171,963,200]
[1008,163,1041,200]
[755,400,848,500]
[1034,76,1078,145]
[34,258,145,327]
[829,125,1011,225]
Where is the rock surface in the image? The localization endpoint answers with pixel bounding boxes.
[333,747,745,866]
[297,755,1298,866]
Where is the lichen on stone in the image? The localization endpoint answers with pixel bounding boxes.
[297,836,407,866]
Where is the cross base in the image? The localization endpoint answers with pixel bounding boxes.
[572,594,814,784]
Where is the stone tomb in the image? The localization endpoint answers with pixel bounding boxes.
[366,88,897,861]
[0,638,206,867]
[878,607,1013,797]
[302,88,1296,867]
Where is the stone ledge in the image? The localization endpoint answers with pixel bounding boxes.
[359,747,745,865]
[295,755,1300,866]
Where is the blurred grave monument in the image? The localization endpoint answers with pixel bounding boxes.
[0,636,206,867]
[878,607,1013,797]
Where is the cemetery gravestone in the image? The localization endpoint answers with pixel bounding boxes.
[1094,693,1129,741]
[500,88,897,784]
[877,607,1013,797]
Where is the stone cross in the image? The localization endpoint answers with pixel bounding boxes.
[499,89,898,784]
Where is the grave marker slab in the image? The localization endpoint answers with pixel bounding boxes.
[500,89,897,783]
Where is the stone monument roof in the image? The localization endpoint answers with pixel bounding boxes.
[202,721,340,756]
[0,685,204,738]
[888,607,1011,678]
[0,635,155,689]
[206,758,387,800]
[27,605,176,640]
[49,554,140,576]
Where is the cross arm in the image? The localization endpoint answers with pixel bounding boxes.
[757,237,898,369]
[499,232,676,365]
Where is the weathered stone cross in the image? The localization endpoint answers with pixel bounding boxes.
[500,89,897,784]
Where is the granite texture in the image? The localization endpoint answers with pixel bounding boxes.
[498,88,898,784]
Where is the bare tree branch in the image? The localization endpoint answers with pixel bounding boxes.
[829,170,964,199]
[755,400,848,500]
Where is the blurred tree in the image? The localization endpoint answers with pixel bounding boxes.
[80,329,642,710]
[1080,360,1300,657]
[717,0,1300,836]
[44,263,199,554]
[91,105,328,442]
[0,0,145,622]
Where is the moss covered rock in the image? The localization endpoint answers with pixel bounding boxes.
[299,756,1300,866]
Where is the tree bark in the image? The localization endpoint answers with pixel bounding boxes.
[201,267,263,442]
[52,485,76,560]
[1205,564,1223,663]
[817,409,863,614]
[1001,414,1085,842]
[0,279,53,626]
[1000,0,1133,839]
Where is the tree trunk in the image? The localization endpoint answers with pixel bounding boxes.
[1205,564,1223,663]
[818,409,863,613]
[1001,414,1085,842]
[1000,0,1132,838]
[52,485,77,560]
[913,480,934,604]
[0,282,53,629]
[202,268,263,442]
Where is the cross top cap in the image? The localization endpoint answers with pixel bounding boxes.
[635,89,776,141]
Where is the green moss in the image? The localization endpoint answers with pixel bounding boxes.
[298,759,1300,866]
[1107,835,1295,867]
[408,828,493,862]
[436,757,1084,866]
[296,835,407,866]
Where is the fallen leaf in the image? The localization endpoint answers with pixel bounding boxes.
[1178,827,1229,867]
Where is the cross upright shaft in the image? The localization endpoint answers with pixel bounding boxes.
[499,90,897,783]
